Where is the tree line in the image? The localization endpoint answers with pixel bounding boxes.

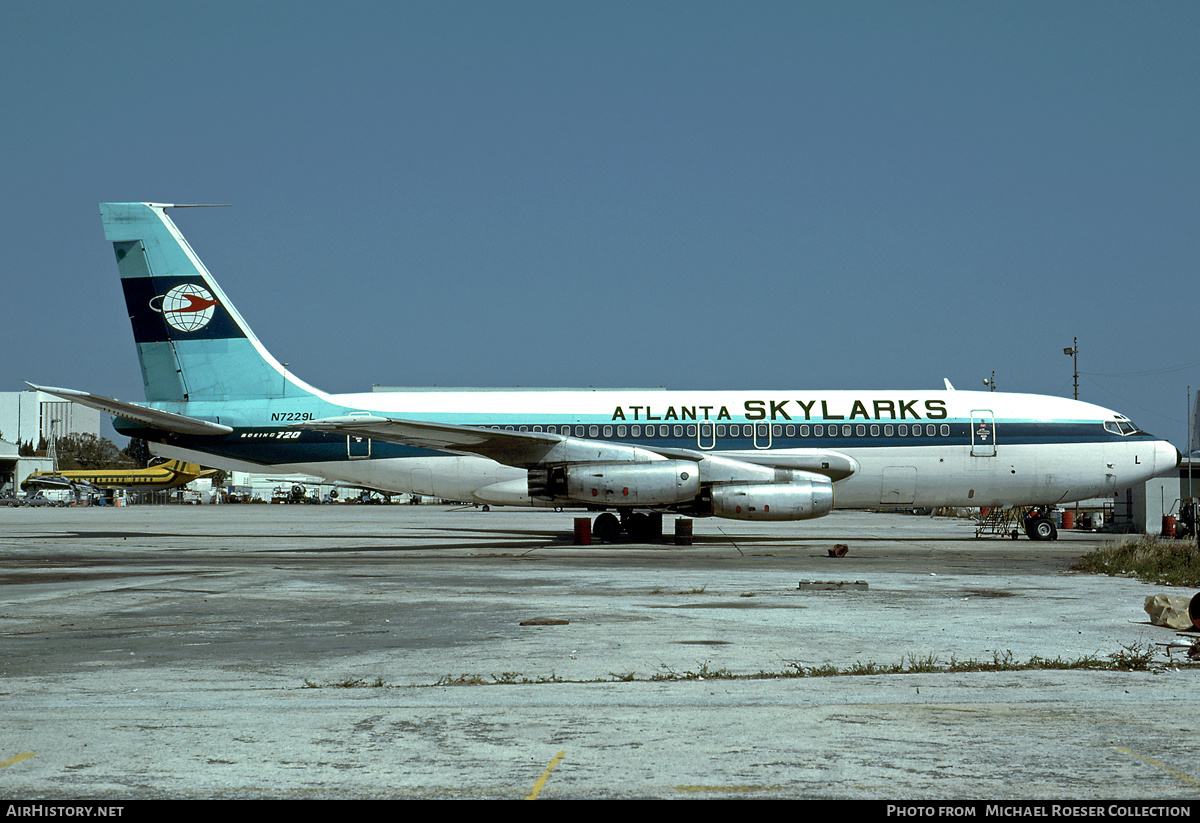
[12,434,152,470]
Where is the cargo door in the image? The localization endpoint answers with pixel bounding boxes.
[347,435,371,459]
[881,466,917,505]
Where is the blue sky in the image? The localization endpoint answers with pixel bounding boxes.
[2,1,1197,448]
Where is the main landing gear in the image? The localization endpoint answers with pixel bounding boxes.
[591,511,665,543]
[1022,508,1059,541]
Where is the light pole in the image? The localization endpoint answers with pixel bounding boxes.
[1062,340,1080,529]
[1063,338,1078,400]
[982,371,996,392]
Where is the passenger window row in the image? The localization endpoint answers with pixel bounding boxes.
[491,423,956,438]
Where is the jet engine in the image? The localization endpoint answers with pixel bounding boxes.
[529,460,701,506]
[709,478,833,521]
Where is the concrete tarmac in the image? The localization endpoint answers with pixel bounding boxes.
[1,505,1197,800]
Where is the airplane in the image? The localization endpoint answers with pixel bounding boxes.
[29,202,1181,542]
[21,459,215,492]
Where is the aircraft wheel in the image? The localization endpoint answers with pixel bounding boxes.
[1029,517,1058,541]
[594,512,622,543]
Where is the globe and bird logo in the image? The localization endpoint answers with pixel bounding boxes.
[149,284,220,332]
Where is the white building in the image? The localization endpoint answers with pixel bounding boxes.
[0,390,102,494]
[0,389,101,451]
[1126,456,1200,535]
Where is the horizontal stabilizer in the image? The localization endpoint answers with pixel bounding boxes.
[25,383,234,436]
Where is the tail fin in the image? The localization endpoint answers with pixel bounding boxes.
[159,460,203,478]
[1192,390,1200,455]
[100,203,319,402]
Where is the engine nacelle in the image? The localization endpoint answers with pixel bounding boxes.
[530,460,701,506]
[710,479,834,521]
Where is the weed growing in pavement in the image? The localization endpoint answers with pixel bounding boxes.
[301,643,1189,689]
[1073,535,1200,587]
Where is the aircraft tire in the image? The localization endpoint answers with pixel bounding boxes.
[594,512,622,543]
[1029,517,1058,541]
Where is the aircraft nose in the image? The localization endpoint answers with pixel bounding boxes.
[1159,441,1182,473]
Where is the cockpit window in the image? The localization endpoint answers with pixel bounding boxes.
[1104,420,1143,436]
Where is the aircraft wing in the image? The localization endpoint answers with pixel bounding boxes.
[21,474,101,492]
[26,384,234,436]
[299,415,858,480]
[298,415,569,466]
[21,474,74,489]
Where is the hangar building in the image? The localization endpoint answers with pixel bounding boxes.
[0,389,101,495]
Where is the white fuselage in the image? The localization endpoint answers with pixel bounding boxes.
[148,387,1177,511]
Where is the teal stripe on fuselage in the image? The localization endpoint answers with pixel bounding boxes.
[116,415,1146,466]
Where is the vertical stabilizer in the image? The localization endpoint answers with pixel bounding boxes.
[100,203,319,402]
[1192,390,1200,456]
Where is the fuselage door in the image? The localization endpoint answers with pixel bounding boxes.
[754,422,772,450]
[971,410,996,457]
[698,420,716,450]
[347,435,371,459]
